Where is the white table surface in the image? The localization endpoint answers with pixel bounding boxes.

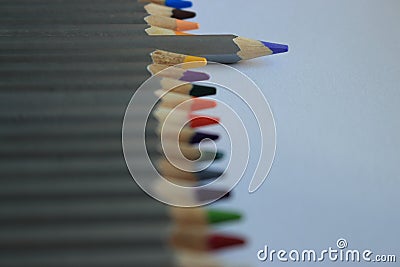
[188,0,400,266]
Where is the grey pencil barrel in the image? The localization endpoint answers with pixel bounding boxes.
[0,35,241,63]
[0,137,172,158]
[0,90,146,109]
[0,49,154,63]
[0,0,147,5]
[0,157,128,177]
[0,174,147,202]
[0,24,155,38]
[0,74,151,90]
[0,3,148,12]
[0,13,149,25]
[0,179,148,202]
[0,248,177,267]
[0,157,171,177]
[0,24,158,37]
[0,118,160,137]
[1,62,158,73]
[0,90,139,108]
[0,171,133,186]
[0,100,164,119]
[0,222,171,249]
[0,198,171,224]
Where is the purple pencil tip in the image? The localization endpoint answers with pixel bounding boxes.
[180,70,210,82]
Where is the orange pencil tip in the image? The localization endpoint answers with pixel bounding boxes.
[176,20,199,31]
[191,99,217,111]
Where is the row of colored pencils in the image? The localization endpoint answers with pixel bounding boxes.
[0,0,288,266]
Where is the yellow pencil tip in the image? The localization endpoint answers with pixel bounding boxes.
[183,55,207,68]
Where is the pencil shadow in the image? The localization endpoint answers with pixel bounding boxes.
[234,58,272,69]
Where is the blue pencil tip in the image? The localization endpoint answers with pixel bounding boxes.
[261,41,289,54]
[165,0,193,8]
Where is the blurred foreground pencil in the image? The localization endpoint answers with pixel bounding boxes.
[0,63,210,90]
[0,222,245,251]
[0,137,224,160]
[0,249,242,267]
[0,196,239,224]
[0,117,219,141]
[0,176,231,202]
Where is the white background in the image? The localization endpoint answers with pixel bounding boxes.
[188,0,400,266]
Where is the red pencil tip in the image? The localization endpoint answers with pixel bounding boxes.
[189,114,220,128]
[207,234,246,250]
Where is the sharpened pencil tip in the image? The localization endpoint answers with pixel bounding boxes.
[172,9,196,20]
[176,20,199,31]
[208,234,246,250]
[190,85,216,97]
[181,71,210,82]
[261,41,289,54]
[207,209,242,224]
[189,115,219,127]
[191,98,216,111]
[183,55,207,66]
[215,151,224,160]
[190,132,219,144]
[165,0,193,9]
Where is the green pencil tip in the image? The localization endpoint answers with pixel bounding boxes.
[207,209,242,224]
[215,151,224,160]
[200,150,224,161]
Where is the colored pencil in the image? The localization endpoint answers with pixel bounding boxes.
[153,106,220,128]
[144,3,195,19]
[0,175,231,201]
[0,223,244,250]
[0,115,219,142]
[0,67,210,91]
[0,138,224,161]
[160,78,217,96]
[0,155,224,179]
[140,0,193,8]
[0,249,241,267]
[0,197,239,225]
[0,3,196,19]
[0,11,199,29]
[0,35,288,63]
[0,0,192,8]
[0,25,190,40]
